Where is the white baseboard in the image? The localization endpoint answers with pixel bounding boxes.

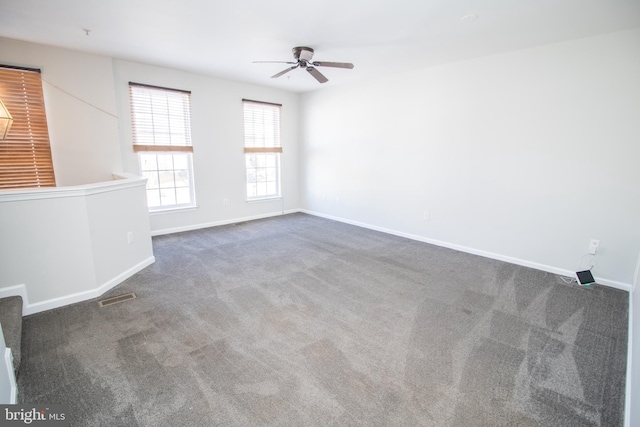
[301,209,633,292]
[625,291,633,427]
[0,256,156,316]
[151,209,302,236]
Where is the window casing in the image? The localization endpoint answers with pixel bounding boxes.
[0,66,55,189]
[243,99,282,200]
[129,83,195,211]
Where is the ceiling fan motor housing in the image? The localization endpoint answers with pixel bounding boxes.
[293,47,314,62]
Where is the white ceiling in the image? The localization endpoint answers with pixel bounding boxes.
[1,0,639,93]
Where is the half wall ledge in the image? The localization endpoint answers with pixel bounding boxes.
[0,173,154,315]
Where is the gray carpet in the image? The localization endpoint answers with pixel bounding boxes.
[0,295,22,372]
[18,213,628,426]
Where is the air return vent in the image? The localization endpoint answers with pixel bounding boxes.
[98,292,136,307]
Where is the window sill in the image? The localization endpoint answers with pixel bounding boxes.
[246,196,282,203]
[149,205,199,215]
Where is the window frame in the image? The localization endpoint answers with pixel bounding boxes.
[129,82,196,212]
[242,99,282,201]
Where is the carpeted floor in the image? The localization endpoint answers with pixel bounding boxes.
[18,213,628,426]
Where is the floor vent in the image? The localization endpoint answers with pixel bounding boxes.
[98,292,136,307]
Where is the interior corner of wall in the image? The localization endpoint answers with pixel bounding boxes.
[633,251,640,294]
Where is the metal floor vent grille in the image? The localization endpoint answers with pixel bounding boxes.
[98,292,136,307]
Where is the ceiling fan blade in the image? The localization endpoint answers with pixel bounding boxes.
[307,67,328,83]
[312,61,354,69]
[271,66,298,78]
[254,61,297,64]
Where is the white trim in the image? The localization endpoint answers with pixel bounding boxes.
[301,209,633,292]
[23,255,155,315]
[151,209,300,236]
[0,175,147,203]
[594,277,633,292]
[150,205,199,215]
[0,285,27,312]
[246,196,282,203]
[3,349,17,404]
[0,256,155,316]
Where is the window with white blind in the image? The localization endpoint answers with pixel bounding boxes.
[129,83,195,210]
[0,66,56,189]
[243,99,282,200]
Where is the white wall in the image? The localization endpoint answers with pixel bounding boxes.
[85,177,154,287]
[0,177,154,314]
[300,29,640,287]
[112,60,301,234]
[0,37,123,185]
[0,37,301,227]
[0,194,95,302]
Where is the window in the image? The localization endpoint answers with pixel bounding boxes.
[129,83,195,210]
[0,66,55,189]
[243,99,282,200]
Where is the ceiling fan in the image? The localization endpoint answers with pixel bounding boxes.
[254,46,354,84]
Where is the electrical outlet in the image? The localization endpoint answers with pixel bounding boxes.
[223,198,229,206]
[127,231,134,244]
[589,239,599,255]
[423,211,430,221]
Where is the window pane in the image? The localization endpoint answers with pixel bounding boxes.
[266,168,276,181]
[175,169,190,186]
[266,182,277,195]
[175,187,191,204]
[266,155,276,167]
[146,189,161,208]
[160,188,176,206]
[142,171,160,189]
[157,154,174,170]
[173,154,188,169]
[158,171,175,188]
[247,183,257,198]
[139,154,157,171]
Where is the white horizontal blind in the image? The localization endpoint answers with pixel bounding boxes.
[243,99,282,153]
[129,83,193,152]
